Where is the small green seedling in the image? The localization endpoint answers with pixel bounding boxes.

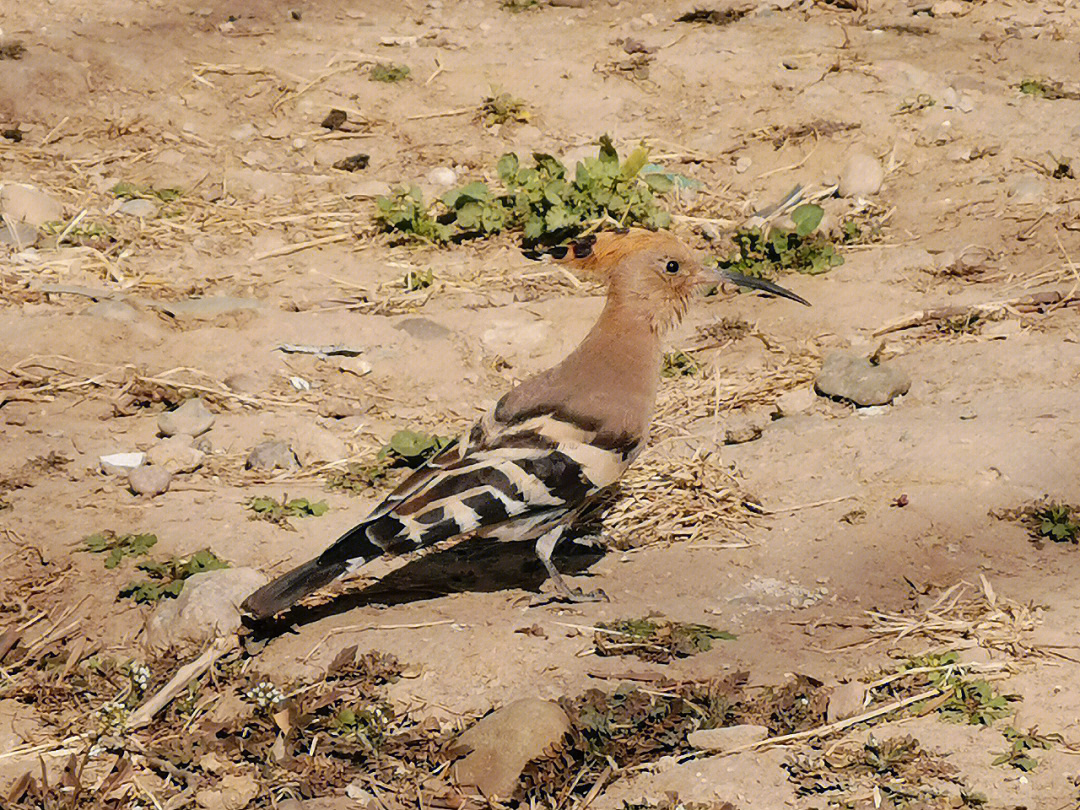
[661,350,699,378]
[402,268,434,291]
[370,63,410,83]
[248,495,329,529]
[84,531,158,569]
[594,616,736,663]
[1018,78,1079,100]
[1035,503,1079,543]
[119,548,229,603]
[378,430,452,468]
[719,204,842,279]
[992,726,1057,771]
[480,92,530,126]
[328,461,390,494]
[375,186,453,244]
[111,181,182,202]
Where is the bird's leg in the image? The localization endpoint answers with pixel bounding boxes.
[531,526,608,606]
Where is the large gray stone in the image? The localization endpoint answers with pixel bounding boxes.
[128,465,173,497]
[145,567,268,653]
[450,698,570,799]
[245,440,299,472]
[815,352,910,407]
[146,435,204,473]
[158,398,215,437]
[0,219,39,248]
[838,152,885,199]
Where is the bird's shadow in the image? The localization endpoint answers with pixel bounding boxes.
[243,536,605,642]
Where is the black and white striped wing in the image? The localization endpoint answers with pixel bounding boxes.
[320,407,632,565]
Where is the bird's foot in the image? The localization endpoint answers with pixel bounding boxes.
[529,585,609,607]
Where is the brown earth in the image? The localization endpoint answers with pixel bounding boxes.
[2,0,1080,808]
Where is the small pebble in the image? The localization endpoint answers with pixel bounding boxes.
[734,157,752,174]
[118,198,158,218]
[129,465,173,497]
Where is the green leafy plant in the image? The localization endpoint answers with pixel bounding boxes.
[375,136,674,245]
[901,651,1018,725]
[661,350,699,378]
[119,549,229,603]
[111,181,182,202]
[402,268,434,291]
[1035,502,1079,543]
[375,186,454,244]
[248,495,329,529]
[378,429,452,468]
[328,703,392,751]
[328,461,390,494]
[719,204,843,279]
[84,531,158,569]
[1018,78,1079,100]
[992,726,1057,771]
[370,63,410,83]
[480,91,531,126]
[594,616,736,663]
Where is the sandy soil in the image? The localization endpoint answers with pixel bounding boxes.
[2,0,1080,807]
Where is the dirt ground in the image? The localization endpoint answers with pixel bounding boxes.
[2,0,1080,807]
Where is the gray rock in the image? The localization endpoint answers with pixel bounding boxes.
[0,219,39,248]
[395,317,451,340]
[118,198,158,218]
[292,425,347,466]
[145,567,268,653]
[158,398,216,437]
[0,183,63,226]
[815,352,911,407]
[827,681,866,722]
[146,435,204,473]
[245,440,300,472]
[128,465,173,496]
[156,296,262,319]
[687,724,769,752]
[450,699,570,798]
[100,451,145,475]
[722,411,767,445]
[838,152,884,198]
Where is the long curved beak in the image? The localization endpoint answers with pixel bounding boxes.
[710,268,811,307]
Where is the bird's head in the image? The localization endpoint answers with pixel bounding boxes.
[546,228,808,333]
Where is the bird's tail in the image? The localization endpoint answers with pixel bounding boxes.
[241,524,385,619]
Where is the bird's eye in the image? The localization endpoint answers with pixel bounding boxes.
[665,260,680,274]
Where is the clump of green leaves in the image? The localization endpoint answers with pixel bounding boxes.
[594,616,736,663]
[661,350,699,378]
[719,204,843,279]
[992,726,1058,771]
[84,531,158,569]
[375,136,674,245]
[840,215,883,245]
[328,461,390,494]
[1034,502,1079,543]
[375,186,453,244]
[501,0,539,10]
[370,63,410,83]
[480,92,531,126]
[111,181,182,202]
[378,429,452,468]
[402,268,433,291]
[119,549,229,603]
[1018,78,1079,100]
[994,499,1080,545]
[901,651,1018,726]
[328,703,392,751]
[248,495,329,529]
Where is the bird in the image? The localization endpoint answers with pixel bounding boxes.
[242,229,809,619]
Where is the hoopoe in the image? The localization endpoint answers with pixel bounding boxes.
[242,229,808,618]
